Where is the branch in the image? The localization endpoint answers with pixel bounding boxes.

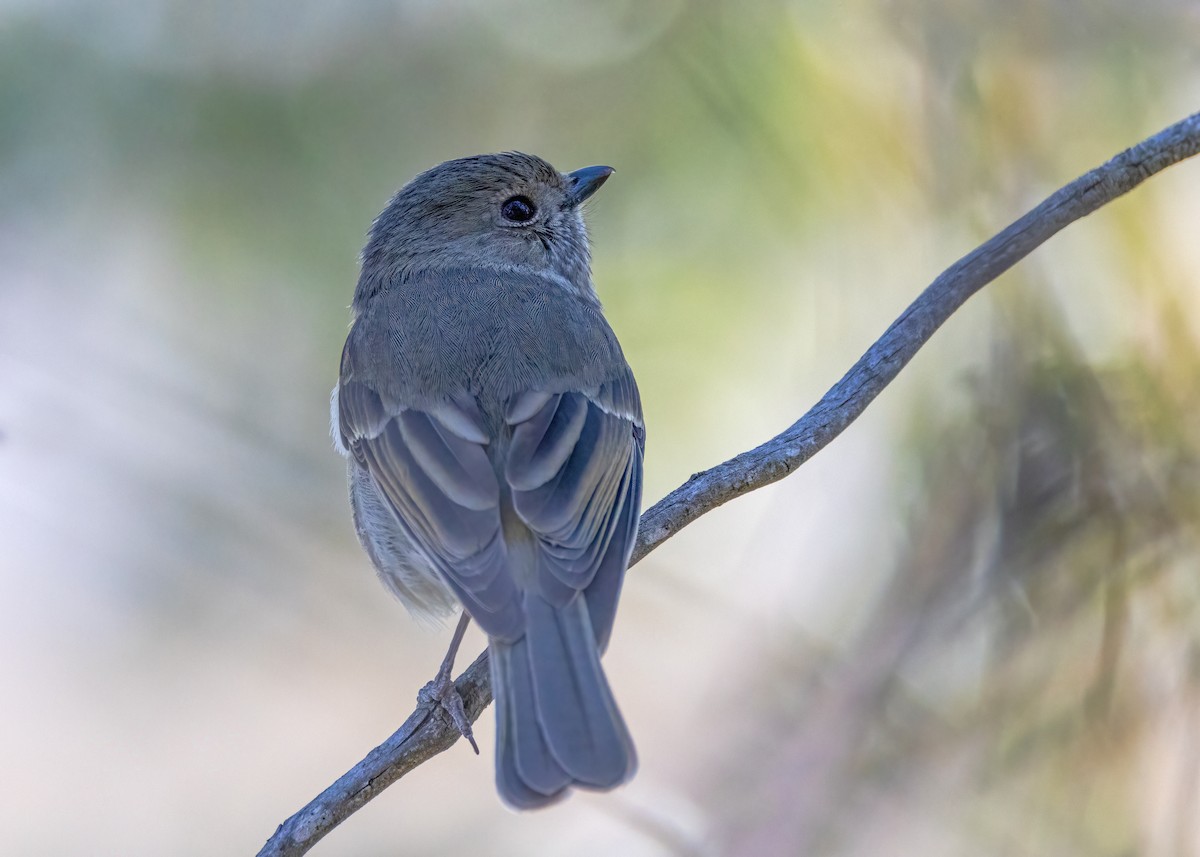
[259,112,1200,857]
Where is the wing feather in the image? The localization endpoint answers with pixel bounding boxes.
[506,385,643,637]
[340,382,523,641]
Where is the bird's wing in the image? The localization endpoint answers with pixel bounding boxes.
[504,370,644,651]
[338,376,524,641]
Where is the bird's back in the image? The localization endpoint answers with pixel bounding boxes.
[344,266,633,422]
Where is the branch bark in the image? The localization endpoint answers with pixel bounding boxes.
[259,111,1200,857]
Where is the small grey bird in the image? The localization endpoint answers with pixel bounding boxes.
[331,152,643,809]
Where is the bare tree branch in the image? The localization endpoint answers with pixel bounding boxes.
[259,111,1200,857]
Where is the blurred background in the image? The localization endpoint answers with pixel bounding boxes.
[2,1,1200,854]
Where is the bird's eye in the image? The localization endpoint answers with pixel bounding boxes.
[500,195,537,223]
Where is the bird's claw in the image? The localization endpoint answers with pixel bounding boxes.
[418,666,479,755]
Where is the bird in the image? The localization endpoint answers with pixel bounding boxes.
[330,152,644,809]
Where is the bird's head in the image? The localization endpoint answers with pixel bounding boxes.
[357,152,613,304]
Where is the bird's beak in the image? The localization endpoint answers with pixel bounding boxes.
[566,165,614,206]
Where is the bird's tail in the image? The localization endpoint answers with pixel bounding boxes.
[491,593,636,809]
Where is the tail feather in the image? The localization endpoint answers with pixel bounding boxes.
[492,594,636,808]
[492,641,569,809]
[526,594,636,786]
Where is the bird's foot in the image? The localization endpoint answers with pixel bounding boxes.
[418,661,479,755]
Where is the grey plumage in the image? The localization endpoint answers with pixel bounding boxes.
[332,153,643,808]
